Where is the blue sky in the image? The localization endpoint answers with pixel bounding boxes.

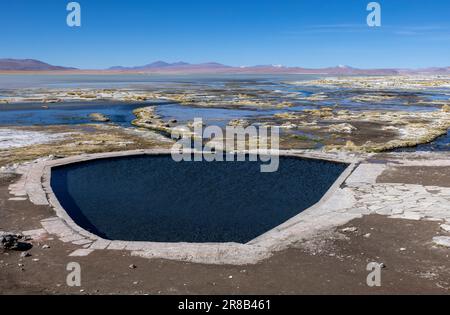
[1,0,450,69]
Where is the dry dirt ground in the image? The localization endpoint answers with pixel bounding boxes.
[1,166,450,295]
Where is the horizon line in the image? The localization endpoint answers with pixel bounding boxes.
[1,57,450,71]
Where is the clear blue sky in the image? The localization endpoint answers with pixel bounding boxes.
[1,0,450,69]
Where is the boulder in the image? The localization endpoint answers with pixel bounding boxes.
[1,232,32,251]
[228,119,251,128]
[0,233,22,250]
[89,113,110,122]
[328,123,357,134]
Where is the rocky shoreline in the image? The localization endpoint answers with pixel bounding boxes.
[128,104,450,153]
[0,75,449,164]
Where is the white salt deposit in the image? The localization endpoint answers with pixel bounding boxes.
[0,129,69,150]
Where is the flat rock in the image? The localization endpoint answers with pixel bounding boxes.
[8,197,27,201]
[433,236,450,248]
[69,249,94,257]
[340,227,358,233]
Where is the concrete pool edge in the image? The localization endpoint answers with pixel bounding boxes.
[12,150,450,264]
[15,149,363,265]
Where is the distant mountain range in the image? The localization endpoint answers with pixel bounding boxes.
[107,61,402,75]
[1,58,450,75]
[0,59,76,71]
[108,61,229,71]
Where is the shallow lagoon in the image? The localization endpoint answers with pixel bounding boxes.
[0,102,147,126]
[1,74,448,151]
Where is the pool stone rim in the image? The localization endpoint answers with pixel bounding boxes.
[36,149,359,265]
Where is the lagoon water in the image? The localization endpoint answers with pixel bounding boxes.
[1,74,448,150]
[51,155,348,243]
[0,101,314,127]
[0,102,147,126]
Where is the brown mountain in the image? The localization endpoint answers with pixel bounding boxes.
[108,61,230,72]
[0,59,76,71]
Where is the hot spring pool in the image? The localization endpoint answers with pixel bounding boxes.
[50,155,348,244]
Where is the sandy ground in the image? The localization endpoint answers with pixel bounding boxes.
[1,167,450,295]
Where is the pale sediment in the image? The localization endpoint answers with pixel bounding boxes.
[0,124,173,167]
[0,128,72,150]
[286,75,450,90]
[131,106,175,135]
